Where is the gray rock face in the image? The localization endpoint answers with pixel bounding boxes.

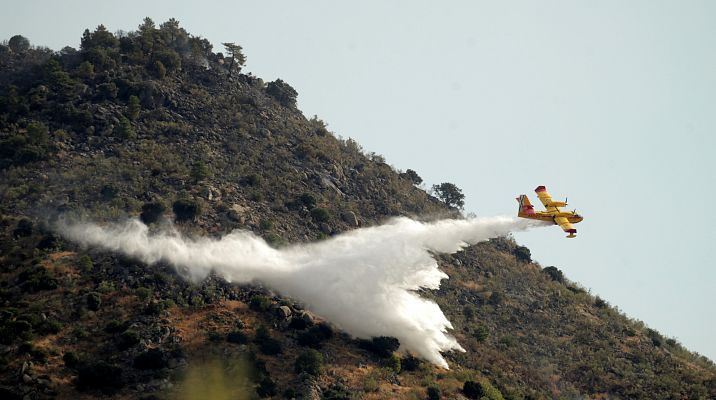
[341,211,359,227]
[276,306,292,320]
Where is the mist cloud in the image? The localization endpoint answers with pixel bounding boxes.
[60,216,545,368]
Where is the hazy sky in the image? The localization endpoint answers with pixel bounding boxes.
[2,1,715,361]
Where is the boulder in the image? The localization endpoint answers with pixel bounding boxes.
[340,211,359,227]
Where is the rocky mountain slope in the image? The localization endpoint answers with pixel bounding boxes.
[1,20,714,399]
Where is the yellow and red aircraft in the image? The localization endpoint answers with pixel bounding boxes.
[516,186,583,238]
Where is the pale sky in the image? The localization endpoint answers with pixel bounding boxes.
[2,1,715,361]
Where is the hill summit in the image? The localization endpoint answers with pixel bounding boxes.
[1,19,714,399]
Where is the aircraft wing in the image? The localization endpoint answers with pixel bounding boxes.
[535,186,567,212]
[554,216,577,238]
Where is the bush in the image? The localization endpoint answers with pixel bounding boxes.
[266,79,298,107]
[77,255,94,273]
[226,331,248,344]
[473,325,489,342]
[36,320,62,335]
[310,207,331,223]
[361,336,400,358]
[594,296,607,309]
[86,292,102,311]
[256,376,277,398]
[172,198,201,222]
[191,161,210,182]
[514,246,531,263]
[140,202,165,224]
[97,82,118,100]
[299,193,317,208]
[63,351,80,368]
[259,338,283,355]
[18,266,58,293]
[152,60,166,79]
[127,95,141,120]
[463,380,504,400]
[113,116,135,139]
[13,218,33,238]
[117,330,140,350]
[239,174,261,187]
[294,349,323,376]
[296,323,334,348]
[77,360,124,392]
[542,266,564,283]
[249,295,271,312]
[259,218,273,230]
[133,348,168,370]
[288,314,314,330]
[401,354,421,372]
[401,169,423,185]
[104,320,129,334]
[385,353,401,373]
[427,386,441,400]
[135,287,152,300]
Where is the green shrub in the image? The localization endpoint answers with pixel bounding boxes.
[152,60,167,79]
[542,266,564,283]
[113,116,135,139]
[256,376,277,398]
[117,330,140,350]
[294,349,323,376]
[299,193,317,208]
[133,348,168,370]
[266,79,298,107]
[76,255,93,273]
[140,202,165,224]
[86,292,102,311]
[77,360,124,392]
[127,95,141,120]
[259,338,283,355]
[401,354,421,372]
[249,295,271,312]
[473,324,489,342]
[385,353,401,373]
[361,336,400,358]
[297,323,334,348]
[226,331,248,344]
[427,386,441,400]
[401,169,423,185]
[514,246,531,263]
[594,296,607,308]
[240,174,261,187]
[97,82,118,100]
[18,266,58,292]
[63,351,80,368]
[310,207,330,223]
[135,287,152,300]
[13,218,33,238]
[104,320,129,334]
[462,380,504,400]
[173,198,201,222]
[191,160,210,182]
[259,218,273,230]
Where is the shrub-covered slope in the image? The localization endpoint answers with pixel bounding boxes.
[0,20,714,399]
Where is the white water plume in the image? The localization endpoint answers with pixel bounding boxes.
[60,216,545,368]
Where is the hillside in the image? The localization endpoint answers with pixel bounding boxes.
[1,20,714,400]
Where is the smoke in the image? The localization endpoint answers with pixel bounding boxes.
[59,216,545,368]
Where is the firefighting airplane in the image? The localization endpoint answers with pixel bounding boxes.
[516,186,583,238]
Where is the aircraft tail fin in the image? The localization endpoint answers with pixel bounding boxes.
[516,195,535,217]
